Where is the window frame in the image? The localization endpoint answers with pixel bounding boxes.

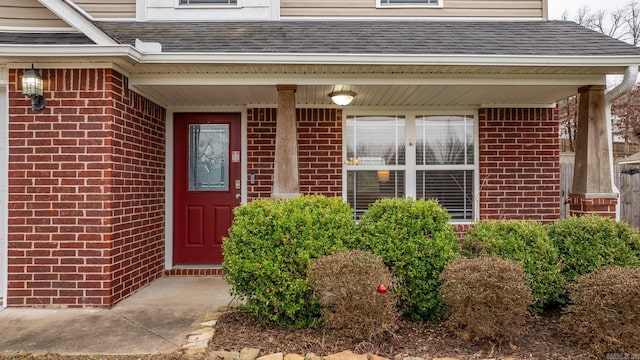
[376,0,443,8]
[342,110,479,224]
[176,0,239,7]
[344,115,407,220]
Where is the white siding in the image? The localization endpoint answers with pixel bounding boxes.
[0,0,546,26]
[0,0,135,25]
[0,0,69,28]
[74,0,136,19]
[281,0,546,19]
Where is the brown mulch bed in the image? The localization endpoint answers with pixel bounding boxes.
[0,354,186,360]
[0,309,594,360]
[209,308,594,360]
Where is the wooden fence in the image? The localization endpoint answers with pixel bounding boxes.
[560,158,640,228]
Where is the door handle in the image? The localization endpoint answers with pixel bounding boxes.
[235,193,241,200]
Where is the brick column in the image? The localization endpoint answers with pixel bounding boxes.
[568,196,617,218]
[569,85,618,218]
[272,85,300,199]
[7,68,166,308]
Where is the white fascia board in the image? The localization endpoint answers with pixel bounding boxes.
[0,44,141,58]
[131,73,605,86]
[1,44,639,72]
[139,52,640,68]
[37,0,117,45]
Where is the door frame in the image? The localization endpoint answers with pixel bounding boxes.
[164,107,248,270]
[1,69,8,307]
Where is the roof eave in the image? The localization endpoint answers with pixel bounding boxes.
[0,44,139,58]
[1,45,640,69]
[141,52,640,68]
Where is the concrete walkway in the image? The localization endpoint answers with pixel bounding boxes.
[0,277,234,355]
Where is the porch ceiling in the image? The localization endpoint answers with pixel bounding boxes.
[127,64,606,108]
[135,83,579,108]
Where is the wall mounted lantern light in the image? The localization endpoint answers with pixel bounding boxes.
[329,90,356,106]
[21,65,46,111]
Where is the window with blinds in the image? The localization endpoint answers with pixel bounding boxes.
[378,0,440,6]
[346,115,406,220]
[416,115,474,221]
[179,0,237,5]
[344,113,476,222]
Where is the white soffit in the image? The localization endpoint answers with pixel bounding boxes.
[129,72,605,86]
[131,83,578,108]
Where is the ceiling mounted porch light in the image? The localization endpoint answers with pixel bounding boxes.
[21,65,46,111]
[329,90,356,106]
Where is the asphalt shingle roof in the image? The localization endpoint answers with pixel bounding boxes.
[95,20,640,56]
[0,32,94,45]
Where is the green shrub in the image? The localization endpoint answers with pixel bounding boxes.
[463,220,564,310]
[560,266,640,357]
[308,250,399,340]
[357,198,459,322]
[440,257,532,343]
[222,195,359,328]
[547,215,640,282]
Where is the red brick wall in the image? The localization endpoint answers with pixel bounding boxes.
[245,106,560,228]
[107,73,166,305]
[7,68,165,307]
[478,108,560,222]
[568,196,617,218]
[247,108,342,199]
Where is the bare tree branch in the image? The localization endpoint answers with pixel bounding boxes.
[592,8,626,38]
[624,0,640,45]
[574,6,595,28]
[609,8,626,38]
[558,1,640,153]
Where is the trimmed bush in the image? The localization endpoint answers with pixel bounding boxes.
[308,250,399,340]
[357,198,459,321]
[463,220,564,310]
[547,215,640,282]
[440,257,532,343]
[222,195,359,328]
[560,266,640,357]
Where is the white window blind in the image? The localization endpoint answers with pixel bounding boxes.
[379,0,440,6]
[179,0,237,4]
[346,115,406,220]
[344,114,476,222]
[415,115,474,220]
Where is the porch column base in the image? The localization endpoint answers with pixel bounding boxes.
[568,193,617,218]
[271,193,301,199]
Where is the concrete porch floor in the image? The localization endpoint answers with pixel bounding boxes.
[0,277,234,355]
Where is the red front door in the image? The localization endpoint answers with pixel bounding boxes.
[173,113,241,265]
